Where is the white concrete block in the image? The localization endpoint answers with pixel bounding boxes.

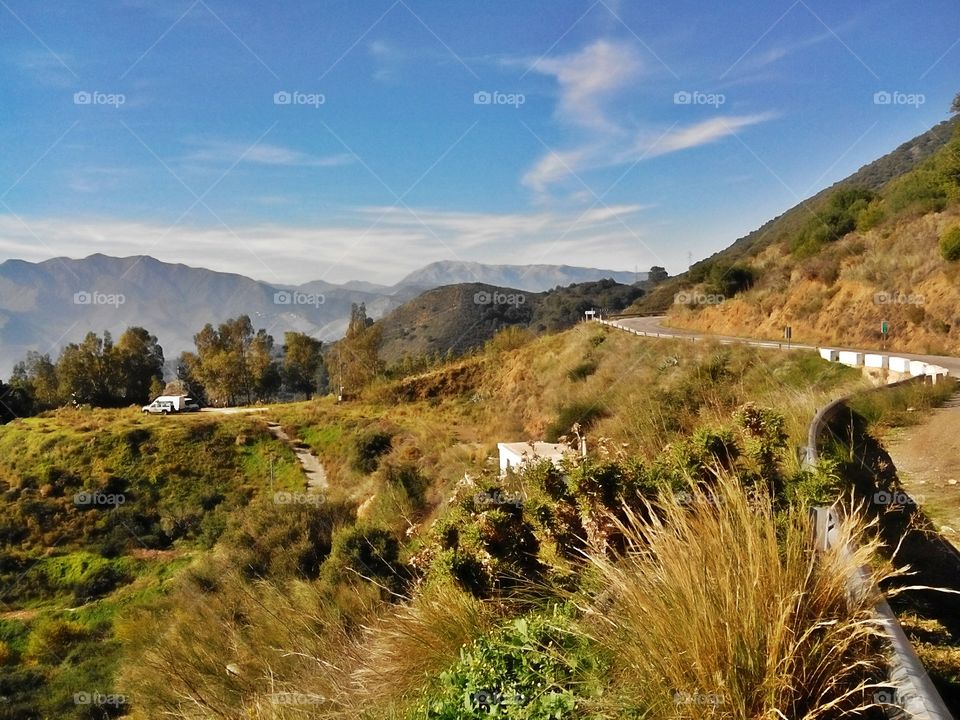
[888,357,910,373]
[864,354,889,369]
[838,351,864,367]
[819,348,839,361]
[909,360,927,376]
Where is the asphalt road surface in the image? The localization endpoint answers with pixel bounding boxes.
[609,315,960,376]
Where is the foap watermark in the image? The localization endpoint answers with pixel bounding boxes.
[873,90,925,108]
[73,290,125,308]
[473,90,525,108]
[274,290,325,308]
[270,692,325,705]
[873,689,898,705]
[74,691,127,707]
[74,491,126,507]
[674,90,725,107]
[470,689,525,711]
[473,489,523,508]
[474,290,525,306]
[873,490,921,506]
[673,691,725,707]
[274,491,324,507]
[274,90,325,108]
[74,90,126,108]
[674,291,725,306]
[873,291,924,306]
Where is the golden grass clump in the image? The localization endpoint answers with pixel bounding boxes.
[578,474,889,719]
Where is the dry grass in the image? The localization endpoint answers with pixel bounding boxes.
[337,582,502,717]
[669,206,960,355]
[577,475,891,719]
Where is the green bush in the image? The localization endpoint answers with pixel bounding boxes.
[351,430,393,473]
[418,611,601,719]
[940,225,960,262]
[544,402,606,442]
[565,360,597,382]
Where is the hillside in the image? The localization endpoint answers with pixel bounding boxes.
[633,115,960,316]
[631,115,960,354]
[398,260,642,290]
[372,279,644,364]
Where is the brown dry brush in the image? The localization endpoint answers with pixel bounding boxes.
[575,475,894,719]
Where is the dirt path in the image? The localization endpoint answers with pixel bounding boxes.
[266,422,328,492]
[885,391,960,541]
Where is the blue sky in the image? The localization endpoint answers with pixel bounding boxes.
[0,0,957,284]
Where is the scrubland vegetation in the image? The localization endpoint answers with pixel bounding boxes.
[648,118,960,355]
[2,320,916,719]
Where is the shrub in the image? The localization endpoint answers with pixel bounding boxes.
[544,402,606,442]
[322,524,408,594]
[566,360,597,382]
[352,430,393,473]
[940,225,960,262]
[419,611,600,719]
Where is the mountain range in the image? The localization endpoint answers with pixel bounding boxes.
[0,256,641,376]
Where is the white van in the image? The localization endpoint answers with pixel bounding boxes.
[141,395,200,414]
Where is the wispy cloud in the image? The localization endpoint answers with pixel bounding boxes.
[520,37,774,195]
[525,38,643,132]
[0,204,653,285]
[182,139,354,168]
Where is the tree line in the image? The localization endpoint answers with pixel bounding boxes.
[0,305,388,422]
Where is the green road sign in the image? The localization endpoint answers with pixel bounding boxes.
[881,321,889,334]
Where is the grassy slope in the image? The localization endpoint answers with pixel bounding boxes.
[631,116,960,336]
[0,408,307,719]
[0,327,872,719]
[275,324,865,512]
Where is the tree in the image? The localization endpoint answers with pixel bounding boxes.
[10,352,60,410]
[0,380,31,424]
[940,225,960,262]
[249,329,281,402]
[56,331,116,406]
[282,332,325,399]
[189,316,280,406]
[113,327,164,404]
[334,303,383,396]
[648,266,669,284]
[951,92,960,115]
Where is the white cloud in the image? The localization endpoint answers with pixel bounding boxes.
[528,39,643,132]
[642,113,775,157]
[182,140,354,168]
[0,204,657,285]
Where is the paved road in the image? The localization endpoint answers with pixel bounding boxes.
[608,315,960,375]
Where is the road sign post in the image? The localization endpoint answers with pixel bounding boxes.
[784,326,792,349]
[881,320,889,350]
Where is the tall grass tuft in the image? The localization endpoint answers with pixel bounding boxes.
[577,474,889,719]
[339,580,501,717]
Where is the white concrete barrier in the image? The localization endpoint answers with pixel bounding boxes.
[838,351,865,367]
[889,357,911,373]
[864,354,889,369]
[909,360,928,377]
[819,348,839,362]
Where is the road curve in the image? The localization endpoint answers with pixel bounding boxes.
[611,315,960,376]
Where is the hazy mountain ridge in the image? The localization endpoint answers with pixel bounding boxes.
[0,255,637,376]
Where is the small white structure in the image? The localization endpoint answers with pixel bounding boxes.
[584,309,597,321]
[909,360,928,377]
[864,354,889,369]
[819,348,839,362]
[497,442,571,477]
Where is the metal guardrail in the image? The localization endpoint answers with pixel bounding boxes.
[794,378,951,719]
[597,317,953,718]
